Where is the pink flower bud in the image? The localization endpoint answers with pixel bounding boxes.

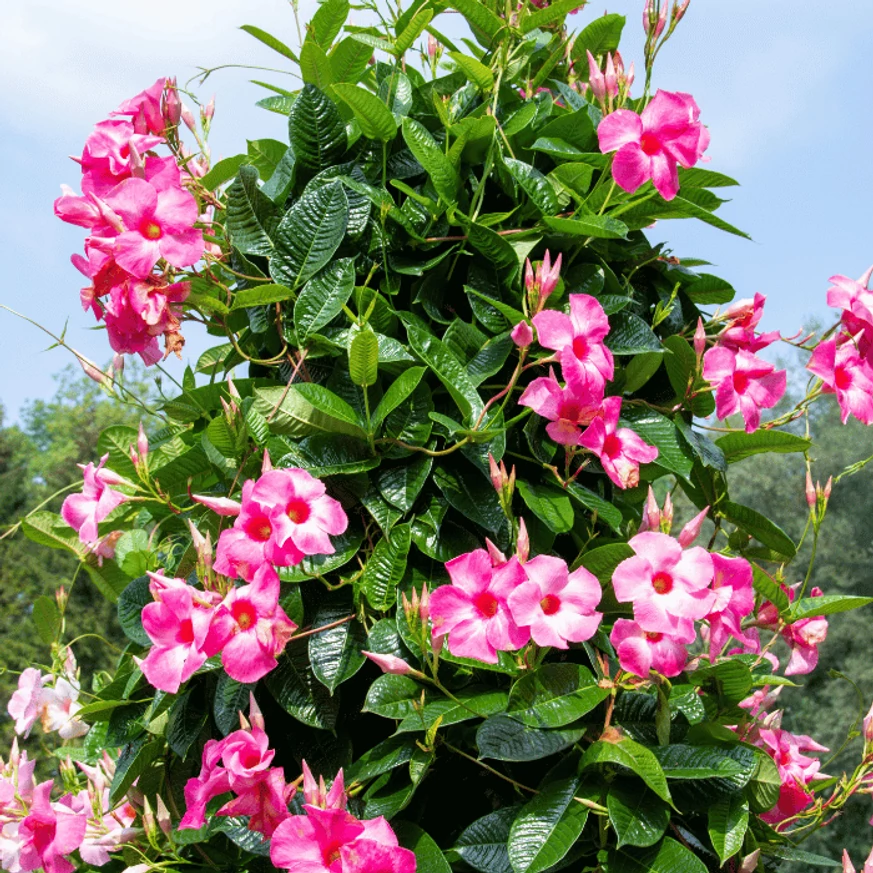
[863,701,873,744]
[823,476,833,501]
[137,422,149,459]
[655,1,668,36]
[489,454,503,493]
[262,448,273,474]
[202,96,215,123]
[155,795,172,837]
[524,258,535,296]
[511,320,534,347]
[694,317,706,357]
[427,34,438,58]
[805,470,817,508]
[163,76,182,127]
[662,492,674,529]
[363,651,413,675]
[673,0,690,22]
[192,493,242,516]
[516,518,530,564]
[739,851,761,873]
[625,61,635,90]
[77,354,106,384]
[486,538,507,567]
[640,486,660,532]
[586,50,606,101]
[181,104,197,133]
[604,53,618,99]
[677,505,708,547]
[112,353,125,374]
[643,0,654,33]
[419,583,430,623]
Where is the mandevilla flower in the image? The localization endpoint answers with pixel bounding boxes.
[524,250,562,314]
[718,293,780,353]
[597,89,709,200]
[60,454,129,549]
[705,554,758,658]
[610,619,688,678]
[807,337,873,426]
[518,368,602,446]
[17,781,87,873]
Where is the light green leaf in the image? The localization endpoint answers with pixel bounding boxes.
[708,794,749,865]
[295,257,356,341]
[581,739,672,804]
[300,38,334,88]
[543,213,629,240]
[253,384,366,440]
[350,327,379,388]
[373,367,426,427]
[394,7,435,54]
[714,430,811,463]
[517,481,574,534]
[448,51,494,92]
[791,594,873,621]
[402,117,460,203]
[230,283,293,310]
[571,14,626,64]
[240,24,299,61]
[333,83,398,141]
[33,595,61,645]
[310,0,349,46]
[522,0,588,32]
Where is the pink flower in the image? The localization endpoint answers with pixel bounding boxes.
[362,652,414,676]
[205,565,297,683]
[18,782,87,873]
[302,763,347,811]
[61,454,129,546]
[7,670,43,738]
[610,619,688,678]
[430,550,529,664]
[718,294,780,353]
[612,531,715,643]
[597,89,710,201]
[507,555,602,648]
[524,251,562,314]
[39,678,89,740]
[706,554,758,658]
[826,266,873,349]
[703,346,787,433]
[518,369,602,445]
[532,294,614,389]
[104,177,203,277]
[111,78,167,136]
[79,120,164,188]
[270,806,415,873]
[214,469,348,580]
[140,575,217,693]
[578,396,659,489]
[511,320,534,347]
[807,337,873,425]
[782,607,828,677]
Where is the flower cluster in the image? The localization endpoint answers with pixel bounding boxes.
[702,294,787,432]
[181,696,295,837]
[53,79,206,365]
[0,744,136,873]
[430,530,602,663]
[518,287,659,489]
[809,266,873,425]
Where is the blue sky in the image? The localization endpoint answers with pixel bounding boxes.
[2,0,871,421]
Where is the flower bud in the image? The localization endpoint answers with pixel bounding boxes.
[511,320,534,348]
[693,317,706,357]
[823,476,833,501]
[586,50,606,101]
[427,34,438,58]
[76,354,107,385]
[486,539,507,567]
[739,850,761,873]
[805,470,817,509]
[112,353,125,375]
[192,493,242,516]
[604,53,618,98]
[640,486,660,532]
[863,701,873,746]
[516,518,530,564]
[137,422,149,459]
[419,582,430,623]
[128,140,146,179]
[643,0,654,34]
[155,795,172,837]
[677,505,708,547]
[673,0,690,23]
[163,76,182,127]
[181,104,197,133]
[662,492,674,530]
[363,651,414,675]
[262,448,274,474]
[655,1,668,36]
[489,453,503,493]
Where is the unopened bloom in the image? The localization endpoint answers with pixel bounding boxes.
[362,651,414,676]
[579,396,659,489]
[612,531,714,642]
[205,565,297,683]
[507,555,602,648]
[598,89,709,201]
[532,294,614,389]
[703,346,786,433]
[611,619,688,678]
[430,549,529,664]
[524,251,562,314]
[807,337,873,425]
[302,761,347,811]
[60,454,129,547]
[511,320,534,347]
[518,369,602,445]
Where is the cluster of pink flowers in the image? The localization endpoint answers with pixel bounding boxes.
[516,271,659,489]
[597,89,709,201]
[269,764,415,873]
[181,696,295,837]
[808,266,873,425]
[140,467,347,692]
[429,526,603,663]
[7,653,88,741]
[60,454,130,560]
[702,294,787,433]
[757,583,828,676]
[54,78,206,365]
[0,744,136,873]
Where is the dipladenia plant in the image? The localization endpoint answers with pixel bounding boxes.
[7,0,873,871]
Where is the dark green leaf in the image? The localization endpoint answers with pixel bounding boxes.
[433,463,506,536]
[477,716,584,762]
[517,481,575,534]
[607,780,670,848]
[254,384,367,440]
[581,739,671,803]
[363,674,424,719]
[507,663,609,728]
[265,644,340,730]
[708,794,749,864]
[721,501,796,557]
[619,407,694,479]
[377,455,433,512]
[231,283,293,310]
[346,736,418,783]
[402,118,460,202]
[453,806,520,873]
[607,837,707,873]
[226,165,280,255]
[33,595,61,645]
[213,673,255,736]
[373,367,427,427]
[543,213,629,240]
[117,576,152,646]
[333,83,398,141]
[566,483,623,533]
[396,687,508,733]
[309,589,366,694]
[287,84,347,172]
[363,523,412,610]
[714,430,811,463]
[607,312,663,355]
[167,687,208,759]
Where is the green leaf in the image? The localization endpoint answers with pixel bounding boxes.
[689,660,753,707]
[453,806,519,873]
[349,327,379,388]
[377,455,433,512]
[477,716,584,762]
[752,564,789,612]
[287,84,347,172]
[32,595,61,645]
[226,165,279,256]
[114,529,150,578]
[396,688,509,733]
[331,36,374,83]
[651,743,756,790]
[565,483,623,533]
[300,38,334,88]
[507,663,609,729]
[309,589,366,694]
[310,0,349,46]
[708,794,749,865]
[662,195,751,239]
[110,738,163,804]
[117,576,152,646]
[607,780,670,848]
[791,594,873,621]
[509,777,589,873]
[213,674,255,736]
[394,823,451,873]
[576,543,634,584]
[537,107,598,152]
[200,154,248,190]
[714,430,811,463]
[543,213,629,240]
[746,747,780,812]
[294,257,356,341]
[346,736,418,783]
[619,407,694,479]
[271,180,349,288]
[167,687,208,759]
[230,283,293,310]
[623,351,663,393]
[447,0,504,45]
[517,481,574,534]
[607,837,707,873]
[571,13,626,64]
[721,500,796,557]
[402,117,460,202]
[678,167,739,188]
[265,644,340,730]
[373,367,426,427]
[581,739,672,804]
[433,463,506,536]
[607,312,663,355]
[521,0,587,32]
[683,273,736,305]
[504,158,559,215]
[407,324,484,422]
[363,523,412,610]
[241,24,298,61]
[364,674,424,719]
[394,7,435,54]
[448,51,494,92]
[462,220,519,274]
[333,83,398,141]
[253,384,366,440]
[21,511,84,557]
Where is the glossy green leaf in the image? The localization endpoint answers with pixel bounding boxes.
[507,664,609,728]
[581,739,672,803]
[607,312,663,354]
[477,716,584,762]
[571,13,625,64]
[453,806,520,873]
[295,257,356,341]
[708,794,749,864]
[333,83,398,141]
[714,430,811,463]
[117,576,152,646]
[226,165,279,255]
[543,213,629,240]
[396,688,508,733]
[287,83,347,172]
[566,483,623,533]
[265,644,340,730]
[521,0,587,31]
[791,594,873,620]
[213,674,256,736]
[433,463,506,536]
[346,736,418,783]
[363,523,412,610]
[684,273,736,305]
[363,674,424,719]
[240,24,298,61]
[721,500,796,557]
[300,38,334,88]
[309,589,366,694]
[310,0,348,46]
[607,780,670,848]
[373,367,426,427]
[402,118,460,202]
[504,158,559,215]
[448,51,494,91]
[230,283,293,310]
[253,384,366,440]
[517,481,574,534]
[377,454,432,512]
[619,407,694,479]
[447,0,504,45]
[394,7,435,54]
[349,327,379,388]
[167,687,208,759]
[607,837,707,873]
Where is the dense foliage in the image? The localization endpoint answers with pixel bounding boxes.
[5,1,873,872]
